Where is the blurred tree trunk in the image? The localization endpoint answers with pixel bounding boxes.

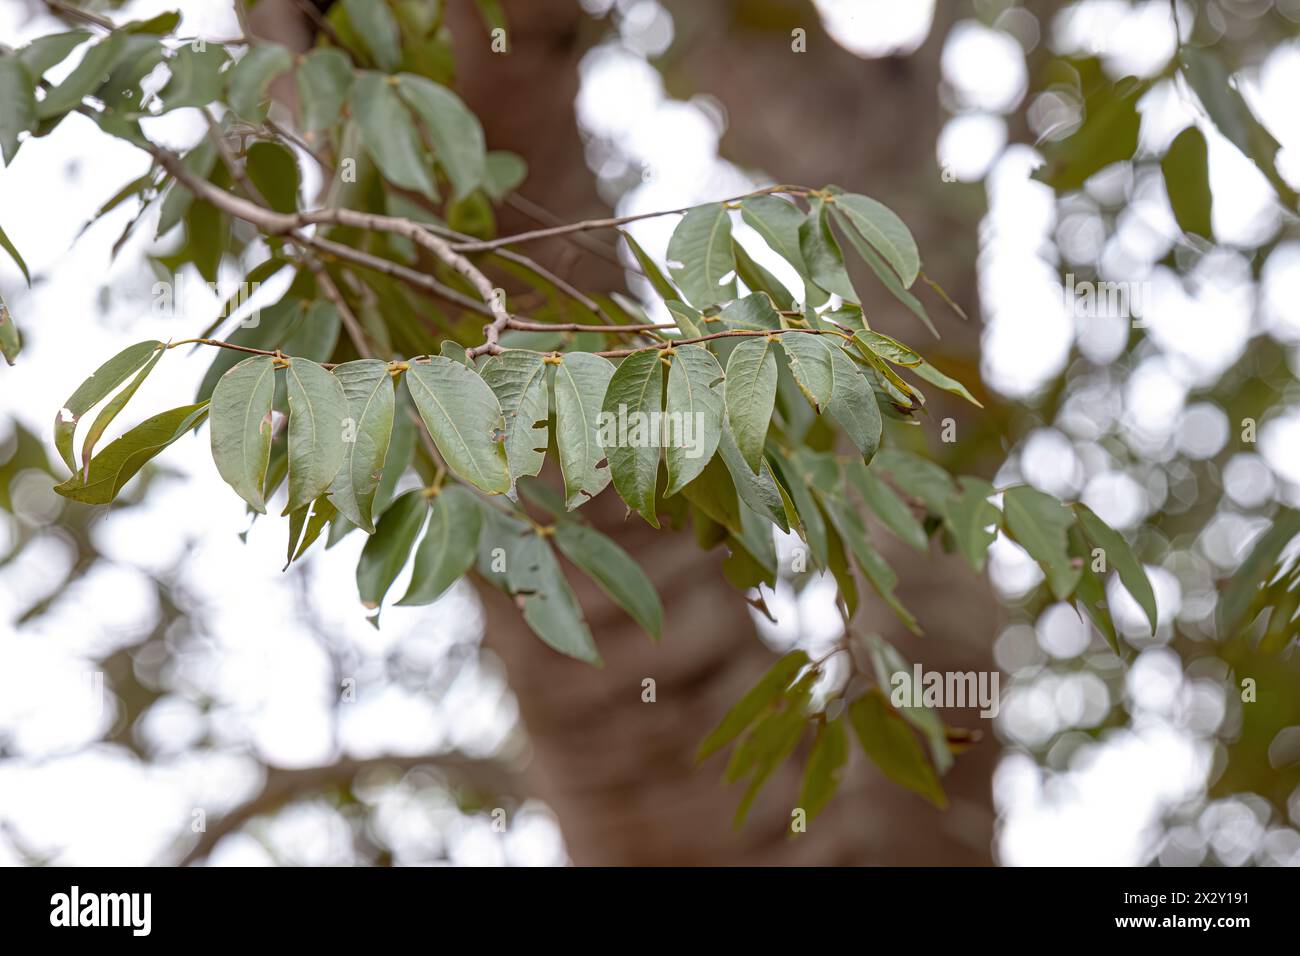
[259,0,1003,865]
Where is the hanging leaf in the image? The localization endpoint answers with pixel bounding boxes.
[732,240,795,310]
[481,349,549,494]
[227,42,294,121]
[848,689,946,809]
[483,150,527,200]
[397,485,482,606]
[831,191,920,287]
[1219,510,1300,635]
[158,43,227,112]
[666,203,736,308]
[0,56,37,166]
[718,293,781,331]
[779,333,835,412]
[0,222,31,285]
[602,349,663,526]
[824,345,882,461]
[210,355,277,512]
[554,351,614,510]
[342,0,402,72]
[55,403,208,504]
[36,32,129,119]
[724,337,777,473]
[1034,76,1146,192]
[396,74,487,200]
[943,476,998,573]
[798,200,856,301]
[296,47,353,131]
[284,358,349,514]
[507,532,602,665]
[831,207,937,336]
[553,522,664,640]
[847,459,927,552]
[55,340,162,474]
[78,345,164,478]
[15,31,90,79]
[356,489,426,609]
[1002,485,1081,601]
[799,717,848,822]
[1161,125,1213,240]
[289,495,337,565]
[621,230,678,302]
[406,357,510,494]
[155,139,217,238]
[872,448,957,512]
[1074,504,1157,633]
[740,195,816,296]
[0,299,19,365]
[697,650,810,760]
[821,494,920,634]
[663,344,724,497]
[351,71,438,200]
[245,141,300,214]
[1070,526,1120,654]
[716,420,788,532]
[327,359,394,534]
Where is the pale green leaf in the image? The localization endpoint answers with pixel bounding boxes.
[943,476,998,573]
[296,47,352,131]
[506,533,601,665]
[778,332,835,412]
[0,56,37,166]
[397,485,481,606]
[1075,503,1157,633]
[343,0,401,72]
[666,203,736,308]
[356,489,426,609]
[847,459,927,552]
[663,344,724,496]
[55,340,162,473]
[832,191,920,287]
[848,689,946,808]
[79,345,163,477]
[210,355,276,512]
[723,337,777,473]
[553,522,663,640]
[396,73,486,200]
[227,42,293,121]
[553,351,614,510]
[406,357,510,494]
[284,358,349,514]
[824,345,881,461]
[602,349,663,527]
[1002,485,1081,601]
[327,359,394,533]
[158,43,227,111]
[349,71,438,200]
[481,349,548,495]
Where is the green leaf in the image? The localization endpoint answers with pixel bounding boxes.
[943,476,997,573]
[1074,503,1157,633]
[832,192,919,287]
[847,459,927,552]
[55,340,162,473]
[158,43,227,111]
[36,32,129,119]
[327,359,394,534]
[96,34,164,115]
[1035,76,1145,192]
[1219,510,1300,635]
[778,333,835,412]
[718,293,781,331]
[396,74,486,200]
[821,495,920,634]
[697,650,809,760]
[79,345,163,477]
[343,0,401,72]
[910,357,981,407]
[481,349,549,495]
[350,71,437,201]
[666,203,736,308]
[872,448,956,512]
[507,533,602,665]
[356,489,426,609]
[732,239,794,310]
[16,31,90,79]
[772,453,828,567]
[210,355,277,512]
[406,357,510,494]
[483,150,526,200]
[0,56,37,166]
[553,522,663,640]
[1001,485,1081,601]
[621,230,678,302]
[1071,525,1120,654]
[831,207,937,336]
[296,47,352,131]
[663,344,724,497]
[798,200,856,301]
[1161,125,1213,240]
[554,351,614,510]
[723,337,777,473]
[54,403,208,504]
[227,42,294,121]
[290,495,336,565]
[155,139,217,238]
[0,298,17,365]
[740,195,814,291]
[863,633,953,773]
[284,358,349,514]
[246,141,300,213]
[848,689,946,808]
[716,420,789,533]
[824,345,882,460]
[799,717,848,822]
[397,485,481,605]
[602,349,663,527]
[853,329,921,367]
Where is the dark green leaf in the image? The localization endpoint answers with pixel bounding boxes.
[1074,503,1157,634]
[481,349,548,495]
[1161,125,1213,240]
[602,349,663,526]
[848,689,946,808]
[553,522,663,640]
[723,336,777,473]
[55,340,162,473]
[210,355,277,512]
[697,650,809,760]
[554,351,614,510]
[342,0,401,72]
[943,476,998,573]
[158,43,227,111]
[54,403,208,504]
[663,344,724,497]
[328,359,394,533]
[799,717,848,822]
[1002,485,1081,601]
[356,488,426,609]
[0,56,38,166]
[397,485,481,605]
[406,357,510,494]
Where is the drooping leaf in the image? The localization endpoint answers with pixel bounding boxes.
[697,650,809,760]
[158,43,227,111]
[1161,125,1213,240]
[245,141,300,214]
[1002,485,1081,601]
[54,403,208,505]
[342,0,402,72]
[666,203,736,308]
[621,230,678,302]
[1070,525,1120,654]
[506,532,602,665]
[55,340,162,473]
[0,56,38,166]
[732,239,795,310]
[36,32,129,119]
[824,345,882,461]
[284,358,349,514]
[943,476,998,573]
[723,337,777,473]
[397,485,481,606]
[553,351,614,510]
[821,494,920,634]
[209,355,277,513]
[483,150,527,200]
[863,633,954,773]
[848,689,946,808]
[15,31,89,79]
[327,359,394,533]
[227,42,294,121]
[296,47,353,131]
[716,420,788,533]
[396,74,486,200]
[155,138,217,238]
[79,345,164,477]
[1073,504,1157,634]
[799,717,848,822]
[832,192,920,287]
[831,208,937,336]
[872,447,957,512]
[290,495,337,565]
[1034,76,1146,192]
[406,357,510,494]
[602,349,663,527]
[356,489,426,609]
[740,195,817,297]
[553,522,663,640]
[1219,510,1300,635]
[798,200,856,301]
[663,344,724,497]
[718,293,781,331]
[778,332,835,412]
[349,71,438,201]
[0,299,19,365]
[481,349,548,495]
[847,459,927,552]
